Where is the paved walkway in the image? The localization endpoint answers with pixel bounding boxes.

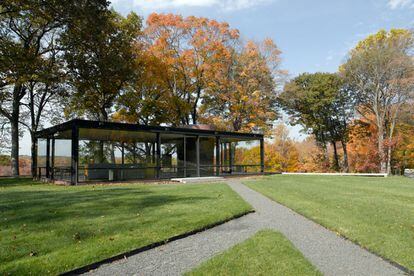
[86,179,404,276]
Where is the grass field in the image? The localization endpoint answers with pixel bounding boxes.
[245,175,414,270]
[187,230,321,276]
[0,179,252,275]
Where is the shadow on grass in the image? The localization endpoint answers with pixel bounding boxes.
[0,177,39,187]
[1,187,212,227]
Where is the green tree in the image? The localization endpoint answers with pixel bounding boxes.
[20,46,68,176]
[340,29,414,174]
[279,73,354,172]
[0,0,67,176]
[0,115,10,154]
[63,10,142,121]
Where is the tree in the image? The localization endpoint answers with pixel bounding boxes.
[144,13,239,126]
[0,0,67,176]
[63,10,142,121]
[347,118,380,172]
[0,115,10,155]
[279,73,354,172]
[201,39,282,133]
[266,123,300,172]
[389,104,414,174]
[115,46,174,126]
[20,45,67,177]
[340,29,414,174]
[296,136,330,172]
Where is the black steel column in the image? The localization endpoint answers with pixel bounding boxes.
[51,138,55,180]
[183,136,187,177]
[34,138,38,179]
[152,142,156,163]
[260,138,265,173]
[120,142,125,180]
[229,142,233,174]
[223,143,228,170]
[71,126,79,185]
[156,133,161,179]
[215,137,220,176]
[196,136,200,177]
[46,138,51,179]
[220,143,223,172]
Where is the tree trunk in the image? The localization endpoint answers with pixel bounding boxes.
[10,85,23,177]
[31,133,38,178]
[319,143,329,171]
[331,141,340,172]
[98,107,109,163]
[377,125,386,173]
[341,140,349,173]
[386,116,397,175]
[11,115,20,177]
[98,142,105,163]
[386,145,392,175]
[191,107,197,125]
[110,143,116,164]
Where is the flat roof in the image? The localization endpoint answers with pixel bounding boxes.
[35,119,263,141]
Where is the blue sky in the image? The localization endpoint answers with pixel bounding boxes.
[19,0,414,154]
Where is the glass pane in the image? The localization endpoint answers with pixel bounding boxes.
[77,129,157,182]
[234,140,261,173]
[53,139,72,181]
[37,139,47,167]
[199,137,215,177]
[161,133,185,178]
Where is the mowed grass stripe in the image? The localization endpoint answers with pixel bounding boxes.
[187,230,321,276]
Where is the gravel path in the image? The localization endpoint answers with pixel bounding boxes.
[227,180,404,276]
[85,213,262,276]
[86,179,404,276]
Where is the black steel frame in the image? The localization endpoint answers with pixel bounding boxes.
[35,119,265,185]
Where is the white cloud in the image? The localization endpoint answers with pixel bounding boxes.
[387,0,414,9]
[111,0,272,11]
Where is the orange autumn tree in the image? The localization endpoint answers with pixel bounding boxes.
[201,39,284,133]
[390,104,414,173]
[344,108,414,174]
[116,44,175,126]
[295,136,330,172]
[266,124,300,171]
[347,119,380,172]
[116,13,282,135]
[143,13,239,126]
[392,123,414,173]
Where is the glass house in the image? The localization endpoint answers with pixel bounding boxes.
[35,119,265,184]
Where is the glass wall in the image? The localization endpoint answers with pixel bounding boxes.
[77,128,157,182]
[37,139,47,177]
[38,124,264,183]
[53,139,72,181]
[160,135,217,178]
[160,134,184,178]
[233,140,262,173]
[199,137,216,177]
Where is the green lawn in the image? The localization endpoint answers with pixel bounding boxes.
[0,179,252,275]
[187,230,321,276]
[245,175,414,270]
